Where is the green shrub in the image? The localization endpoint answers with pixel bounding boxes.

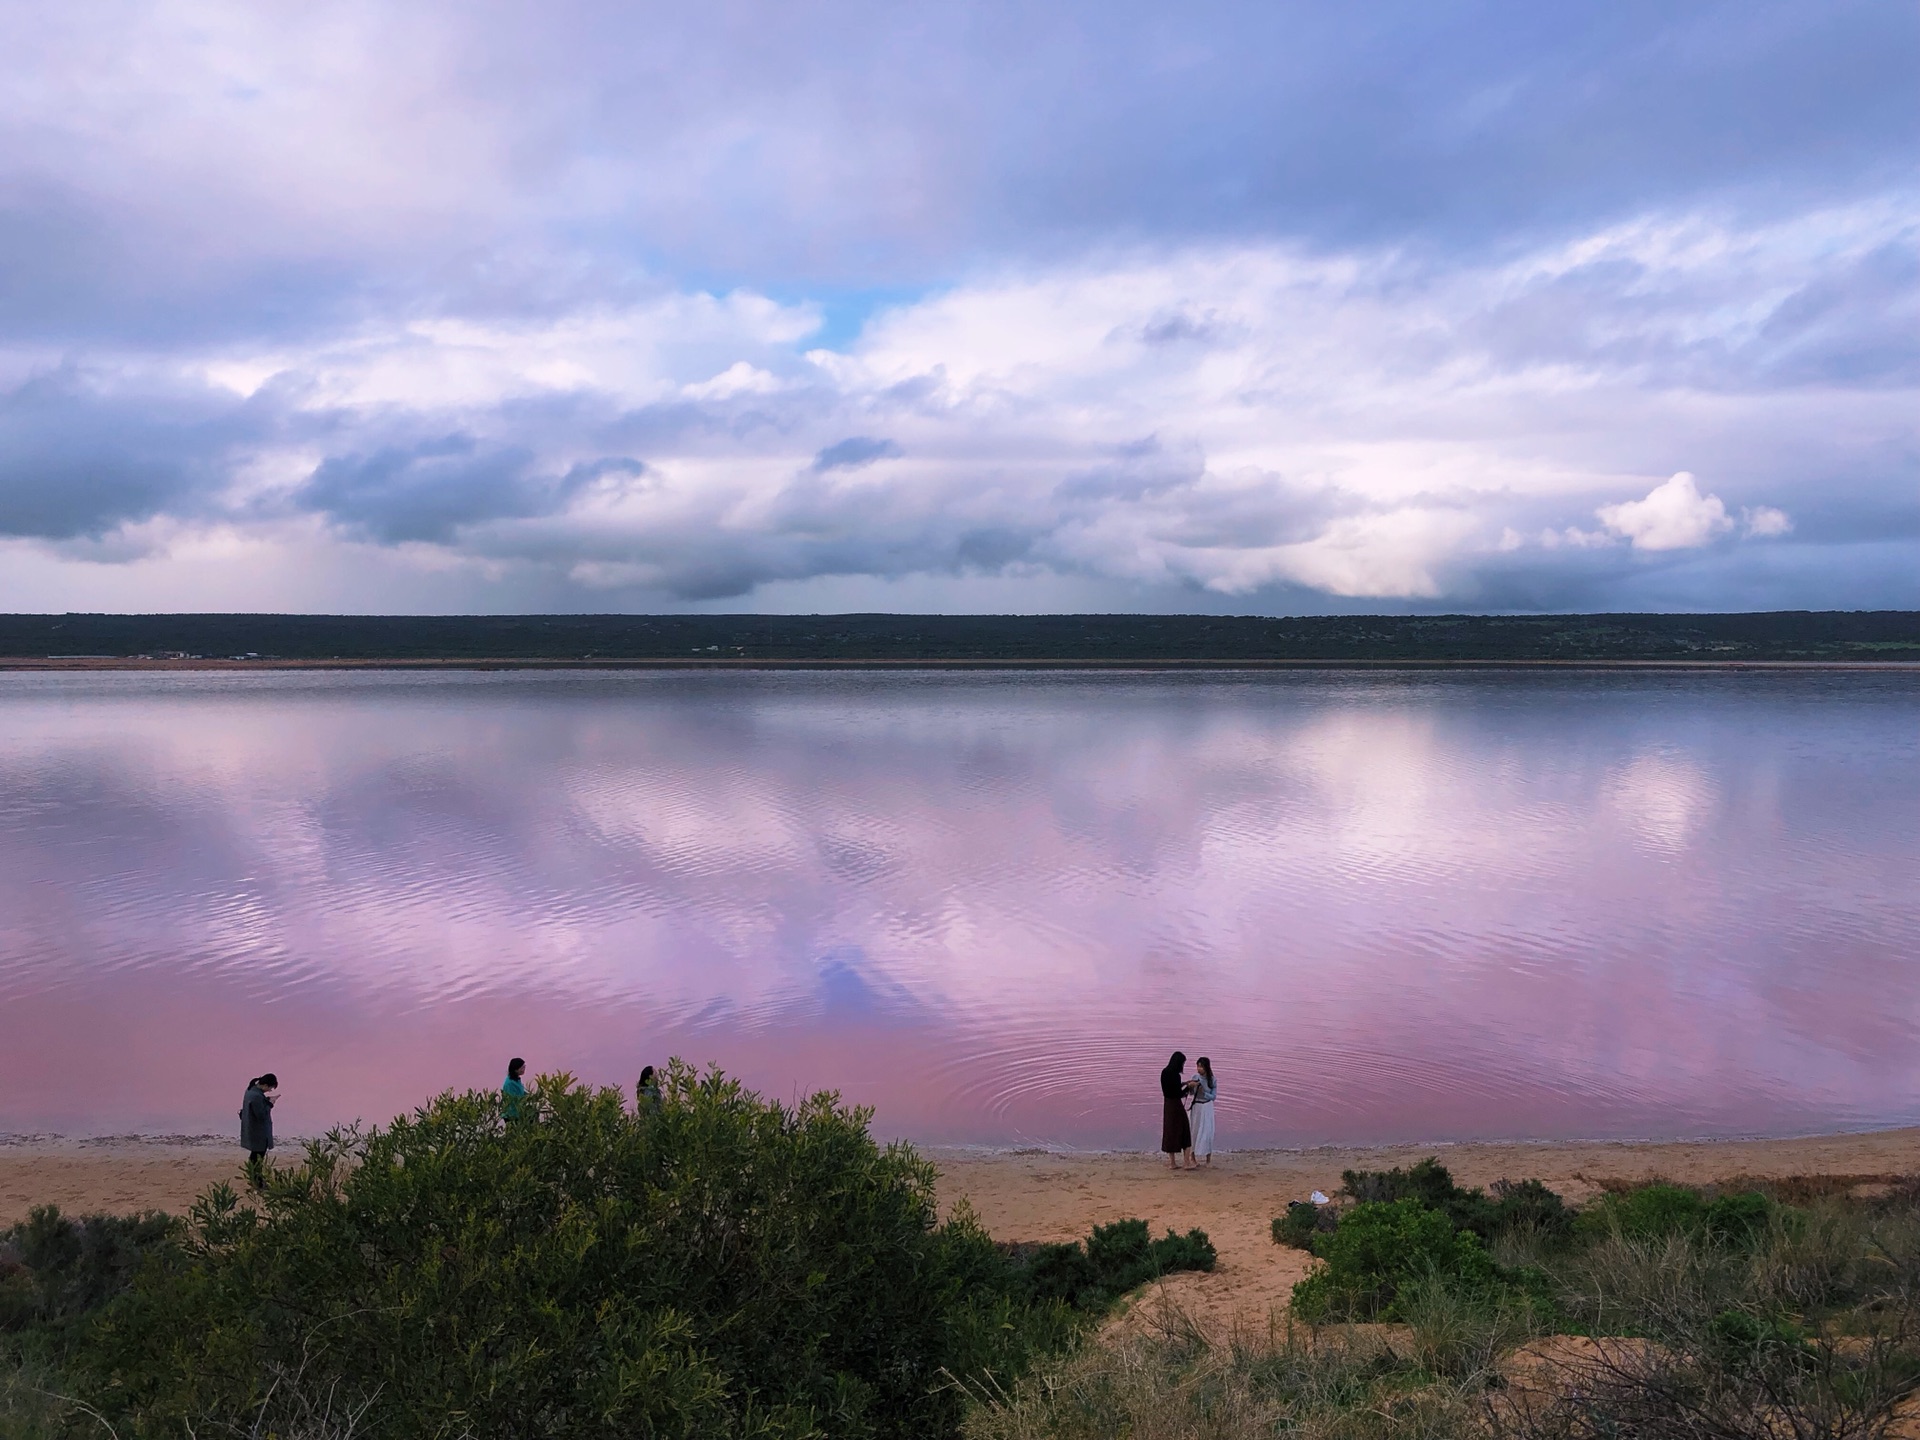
[1291,1199,1499,1323]
[1337,1161,1569,1246]
[1341,1158,1467,1215]
[0,1207,179,1339]
[1010,1219,1214,1312]
[1486,1178,1572,1241]
[1272,1201,1330,1250]
[1704,1190,1774,1243]
[1578,1182,1706,1241]
[1574,1183,1777,1247]
[69,1065,1069,1440]
[1707,1305,1810,1364]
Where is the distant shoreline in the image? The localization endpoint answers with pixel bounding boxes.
[6,612,1919,668]
[6,656,1920,673]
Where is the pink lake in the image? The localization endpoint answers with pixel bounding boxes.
[1,668,1916,1149]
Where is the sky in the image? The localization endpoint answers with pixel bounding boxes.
[0,1,1915,616]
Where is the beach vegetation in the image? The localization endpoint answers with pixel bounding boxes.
[1334,1157,1572,1245]
[0,1067,1212,1439]
[1271,1199,1333,1250]
[1004,1218,1215,1313]
[1573,1179,1780,1246]
[0,1206,179,1343]
[1289,1198,1504,1323]
[961,1321,1487,1440]
[979,1179,1920,1440]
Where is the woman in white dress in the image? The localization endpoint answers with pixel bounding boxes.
[1187,1057,1217,1165]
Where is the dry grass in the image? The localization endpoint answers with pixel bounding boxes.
[961,1303,1484,1440]
[0,1349,388,1440]
[965,1194,1920,1440]
[1485,1328,1920,1439]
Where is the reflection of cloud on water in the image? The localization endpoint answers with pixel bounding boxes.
[1605,752,1716,854]
[816,953,880,1017]
[1,671,1918,1141]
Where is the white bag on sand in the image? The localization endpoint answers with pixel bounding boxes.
[1309,1190,1329,1205]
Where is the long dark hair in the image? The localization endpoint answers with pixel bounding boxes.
[250,1073,278,1090]
[507,1057,526,1080]
[638,1065,655,1086]
[1196,1057,1214,1086]
[1166,1051,1186,1071]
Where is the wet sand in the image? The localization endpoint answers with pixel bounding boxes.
[8,1129,1919,1331]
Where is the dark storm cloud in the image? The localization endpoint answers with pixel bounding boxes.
[0,367,265,541]
[297,439,543,545]
[295,442,652,545]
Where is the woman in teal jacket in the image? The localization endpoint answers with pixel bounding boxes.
[501,1057,528,1119]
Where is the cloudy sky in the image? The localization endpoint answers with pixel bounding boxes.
[0,1,1915,615]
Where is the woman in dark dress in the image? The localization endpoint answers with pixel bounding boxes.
[1159,1052,1193,1169]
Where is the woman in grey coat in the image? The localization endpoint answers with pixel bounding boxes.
[240,1073,277,1189]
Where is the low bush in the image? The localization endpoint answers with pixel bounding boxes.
[1576,1181,1704,1241]
[0,1207,179,1340]
[1704,1188,1775,1243]
[62,1066,1085,1439]
[1340,1157,1466,1214]
[1280,1168,1569,1325]
[1272,1201,1331,1250]
[1486,1178,1572,1242]
[1290,1199,1500,1323]
[1010,1219,1215,1312]
[1574,1181,1780,1246]
[1331,1160,1571,1246]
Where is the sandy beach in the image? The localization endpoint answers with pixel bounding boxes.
[8,1128,1920,1331]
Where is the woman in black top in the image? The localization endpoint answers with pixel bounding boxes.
[1159,1052,1193,1169]
[239,1073,277,1189]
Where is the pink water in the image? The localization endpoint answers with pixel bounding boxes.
[1,669,1916,1149]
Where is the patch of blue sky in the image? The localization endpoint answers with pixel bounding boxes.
[788,284,942,353]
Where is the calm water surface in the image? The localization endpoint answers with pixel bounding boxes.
[1,669,1916,1148]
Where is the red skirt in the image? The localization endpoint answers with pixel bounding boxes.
[1161,1096,1192,1153]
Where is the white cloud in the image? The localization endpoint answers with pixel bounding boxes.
[1595,473,1733,551]
[0,206,1905,609]
[1538,526,1613,550]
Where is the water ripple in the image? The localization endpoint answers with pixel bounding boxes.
[0,668,1917,1142]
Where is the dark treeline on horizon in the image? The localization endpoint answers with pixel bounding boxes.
[4,610,1920,663]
